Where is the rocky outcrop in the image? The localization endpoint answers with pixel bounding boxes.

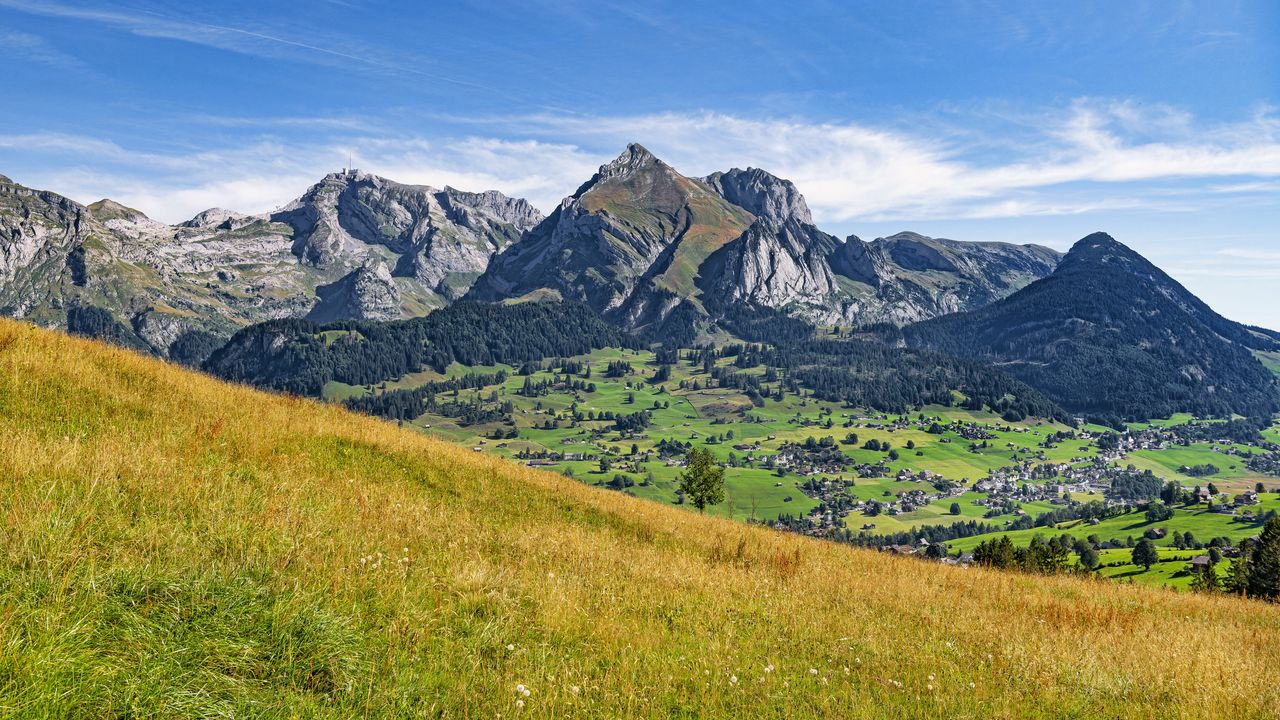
[308,262,401,322]
[704,167,813,225]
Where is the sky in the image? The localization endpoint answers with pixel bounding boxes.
[1,0,1278,327]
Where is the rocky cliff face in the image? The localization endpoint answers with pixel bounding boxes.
[0,171,539,358]
[700,218,840,312]
[703,168,813,225]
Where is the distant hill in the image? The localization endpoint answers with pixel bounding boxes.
[903,232,1280,422]
[3,318,1278,717]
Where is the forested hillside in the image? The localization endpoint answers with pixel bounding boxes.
[902,233,1280,424]
[206,301,631,395]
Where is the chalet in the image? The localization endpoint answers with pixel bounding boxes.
[1234,491,1259,506]
[1188,556,1212,574]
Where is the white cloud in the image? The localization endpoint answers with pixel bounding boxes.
[5,101,1279,227]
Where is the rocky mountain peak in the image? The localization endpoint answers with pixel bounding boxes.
[704,167,813,225]
[572,144,668,196]
[87,198,148,222]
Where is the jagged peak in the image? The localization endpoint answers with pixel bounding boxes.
[600,143,664,177]
[572,144,669,197]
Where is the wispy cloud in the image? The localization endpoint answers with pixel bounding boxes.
[1218,248,1280,262]
[0,28,85,70]
[0,0,510,96]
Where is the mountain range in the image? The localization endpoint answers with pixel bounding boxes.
[1,145,1057,355]
[2,145,1277,422]
[0,169,540,357]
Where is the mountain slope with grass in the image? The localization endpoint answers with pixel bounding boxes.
[2,319,1279,718]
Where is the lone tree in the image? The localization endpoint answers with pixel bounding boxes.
[1132,539,1160,571]
[949,502,962,516]
[1078,545,1100,570]
[678,447,725,513]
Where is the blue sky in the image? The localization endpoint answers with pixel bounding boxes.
[2,1,1278,327]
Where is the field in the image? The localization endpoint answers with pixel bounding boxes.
[3,320,1280,718]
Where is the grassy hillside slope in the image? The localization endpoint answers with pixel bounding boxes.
[1,319,1278,719]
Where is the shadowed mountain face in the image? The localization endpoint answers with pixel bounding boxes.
[903,232,1280,421]
[0,172,540,359]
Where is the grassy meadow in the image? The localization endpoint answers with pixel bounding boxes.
[2,320,1280,718]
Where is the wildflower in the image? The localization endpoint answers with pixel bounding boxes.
[516,699,525,710]
[763,664,775,674]
[928,674,935,681]
[928,684,934,691]
[516,684,526,694]
[507,644,515,651]
[969,682,976,690]
[730,675,738,685]
[808,668,818,676]
[571,685,581,695]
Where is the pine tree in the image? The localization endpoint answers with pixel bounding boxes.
[1225,538,1254,597]
[1190,561,1221,593]
[1247,517,1280,600]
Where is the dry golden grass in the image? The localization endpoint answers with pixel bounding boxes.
[1,318,1278,718]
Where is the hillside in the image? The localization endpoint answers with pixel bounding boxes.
[903,233,1280,423]
[2,319,1279,718]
